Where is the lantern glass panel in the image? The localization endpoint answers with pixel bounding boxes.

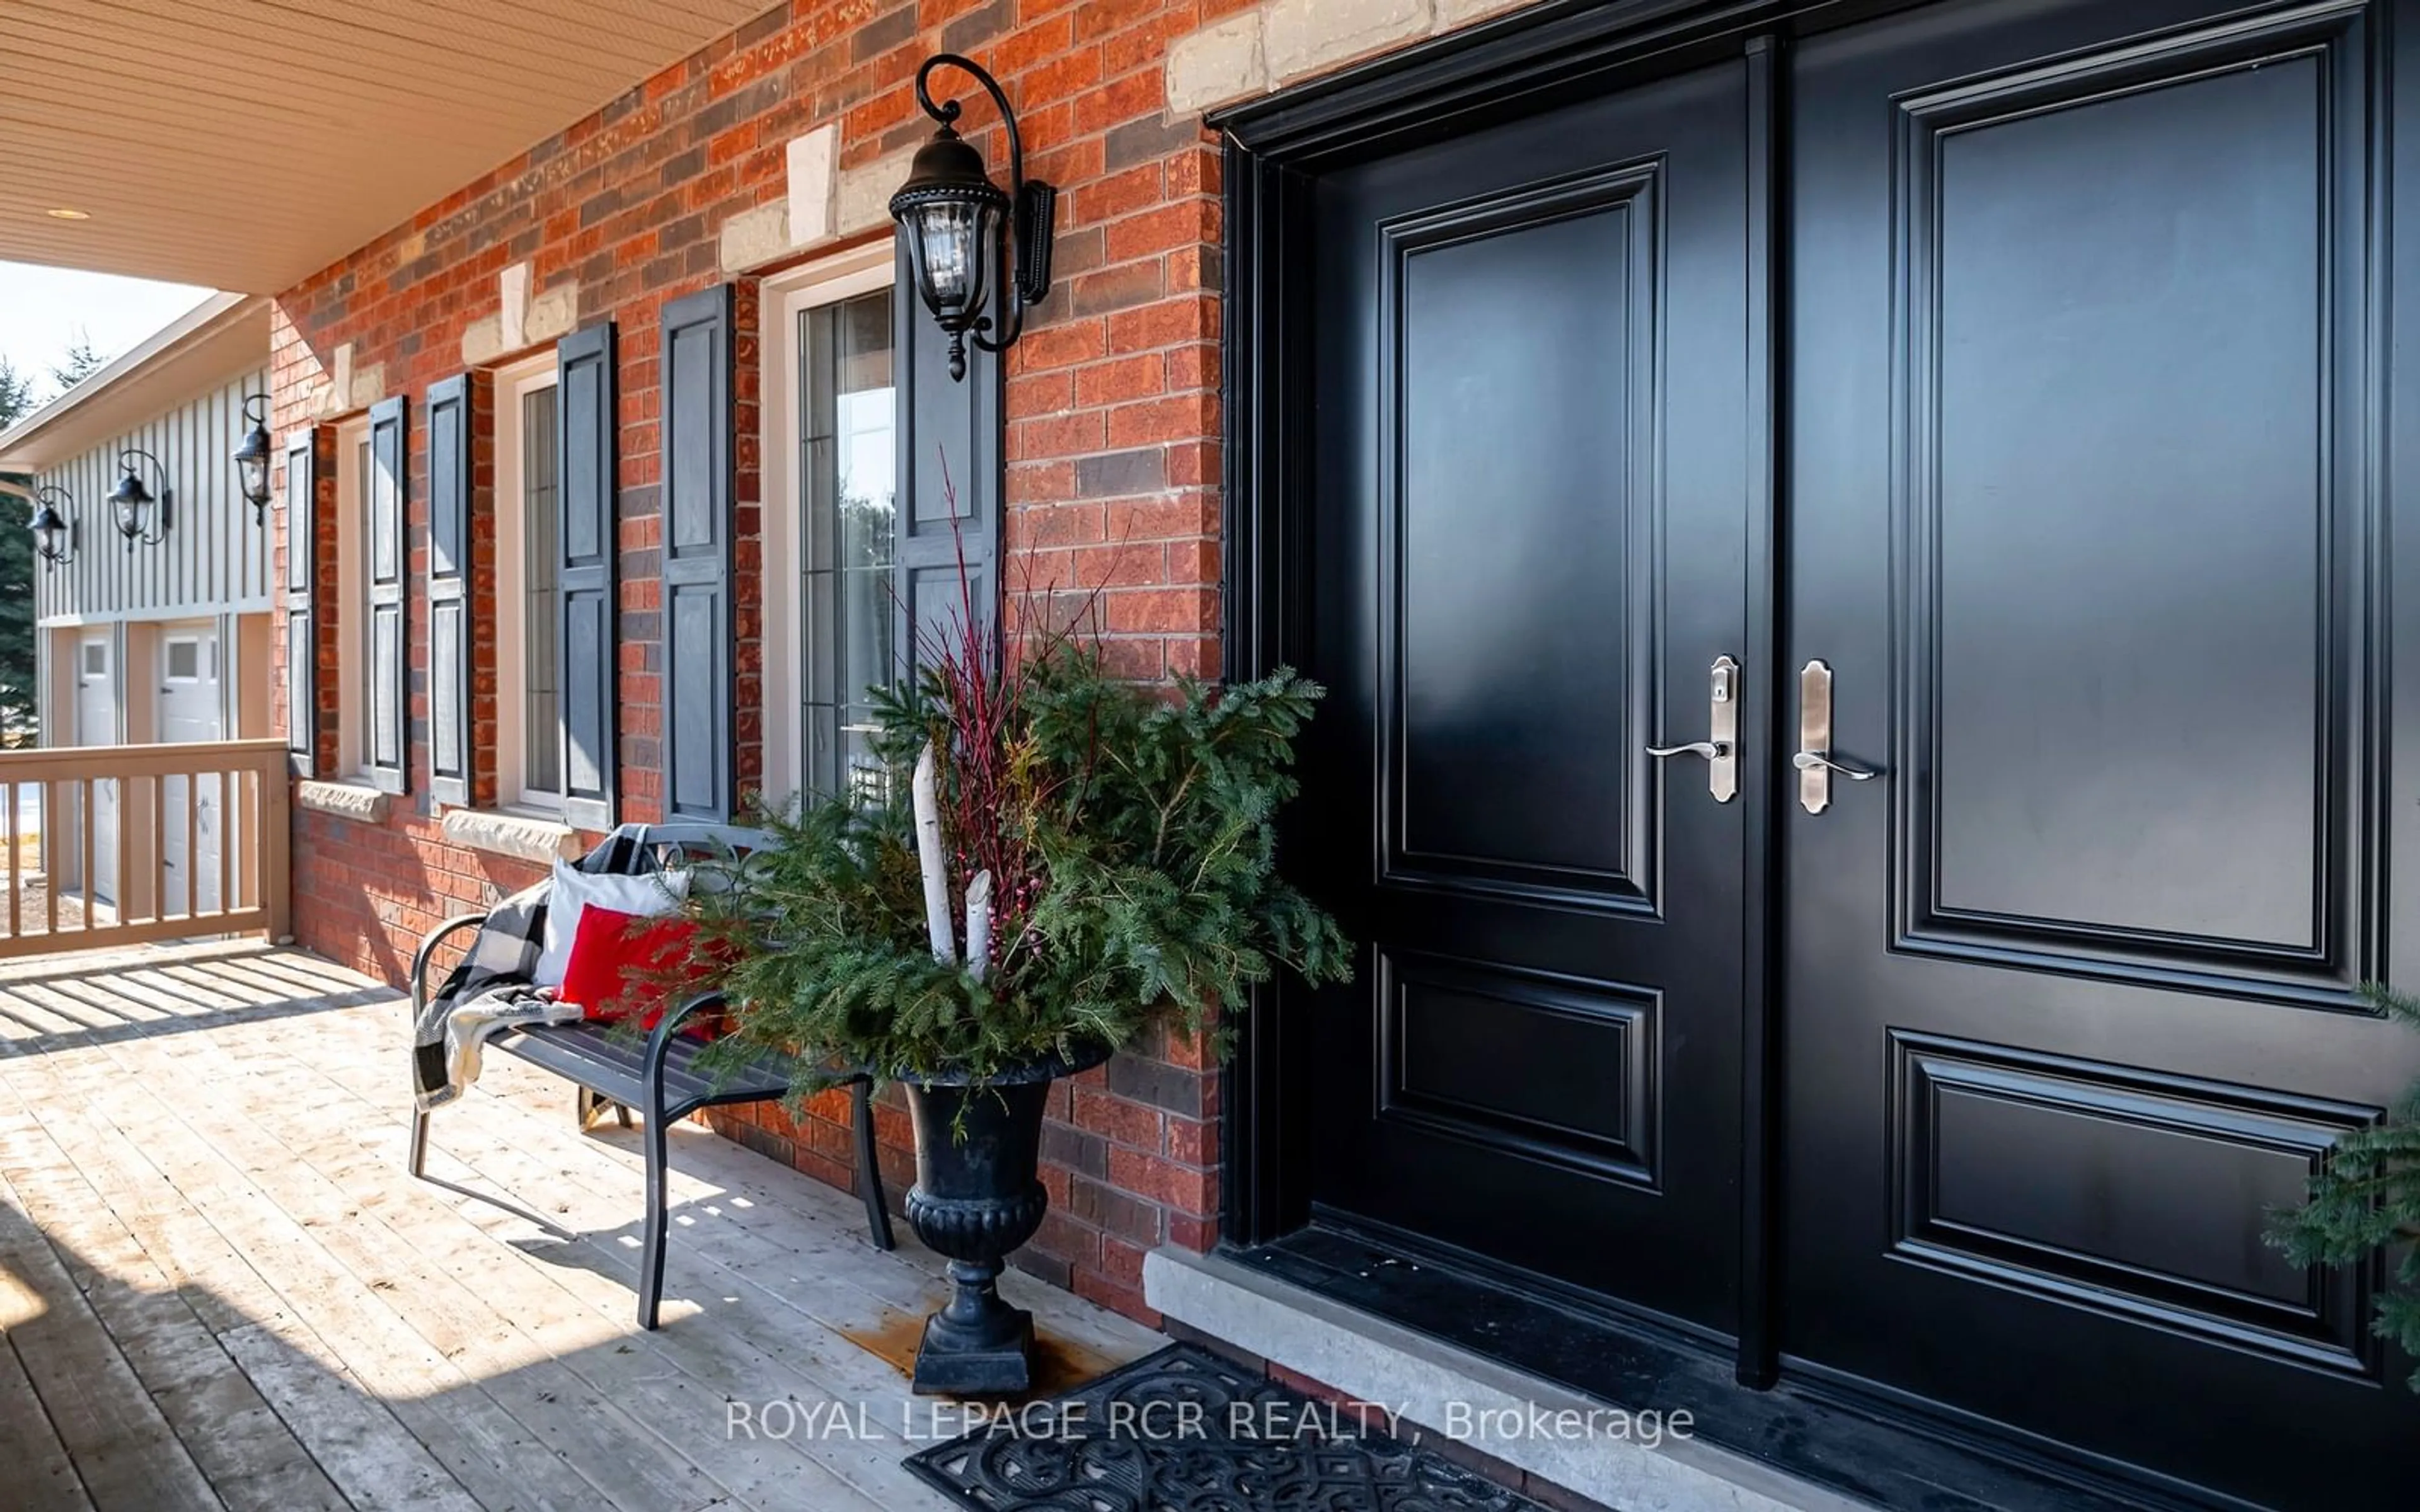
[907,197,998,328]
[235,428,272,507]
[28,506,64,561]
[109,472,147,537]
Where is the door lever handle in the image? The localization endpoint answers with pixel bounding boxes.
[1649,656,1739,803]
[1791,750,1877,781]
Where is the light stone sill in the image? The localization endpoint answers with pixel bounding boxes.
[1143,1246,1865,1512]
[296,780,391,825]
[441,807,581,865]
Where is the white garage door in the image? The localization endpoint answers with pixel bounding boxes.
[73,634,118,907]
[157,627,221,915]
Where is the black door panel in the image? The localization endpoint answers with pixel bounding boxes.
[1303,59,1754,1336]
[1785,0,2420,1502]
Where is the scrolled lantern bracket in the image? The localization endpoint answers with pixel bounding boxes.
[889,54,1057,381]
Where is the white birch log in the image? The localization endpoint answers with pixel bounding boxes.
[912,742,957,966]
[964,870,994,984]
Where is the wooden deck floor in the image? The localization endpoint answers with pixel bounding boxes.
[0,940,1163,1511]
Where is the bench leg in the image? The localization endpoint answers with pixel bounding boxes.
[577,1087,638,1131]
[407,1106,429,1178]
[638,1096,670,1331]
[852,1079,894,1251]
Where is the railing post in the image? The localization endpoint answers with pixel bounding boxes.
[7,776,20,939]
[44,779,59,936]
[218,767,233,917]
[264,751,292,944]
[80,777,95,931]
[117,771,132,927]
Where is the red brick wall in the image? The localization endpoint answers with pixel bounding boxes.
[267,0,1254,1324]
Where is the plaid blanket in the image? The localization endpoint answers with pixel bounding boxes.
[410,827,659,1111]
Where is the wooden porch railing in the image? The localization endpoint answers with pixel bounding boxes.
[0,738,292,959]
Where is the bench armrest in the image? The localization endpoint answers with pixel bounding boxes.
[410,913,491,1017]
[641,989,731,1116]
[644,988,727,1063]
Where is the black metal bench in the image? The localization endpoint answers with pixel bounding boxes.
[403,823,892,1329]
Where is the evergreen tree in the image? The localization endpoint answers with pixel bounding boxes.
[0,358,34,425]
[49,333,105,394]
[2273,983,2420,1386]
[0,360,37,742]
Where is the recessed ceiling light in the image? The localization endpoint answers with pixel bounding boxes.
[44,207,89,220]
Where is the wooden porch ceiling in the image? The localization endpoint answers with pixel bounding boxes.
[0,0,776,293]
[0,940,1161,1509]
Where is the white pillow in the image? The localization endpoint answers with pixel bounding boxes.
[533,859,689,988]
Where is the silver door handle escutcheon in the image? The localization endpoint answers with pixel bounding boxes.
[1796,659,1883,814]
[1649,656,1739,803]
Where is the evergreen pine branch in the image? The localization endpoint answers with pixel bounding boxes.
[686,653,1349,1096]
[2269,980,2420,1387]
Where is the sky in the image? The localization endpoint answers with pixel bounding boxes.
[0,261,216,403]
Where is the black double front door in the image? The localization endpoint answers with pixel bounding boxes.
[1292,0,2420,1504]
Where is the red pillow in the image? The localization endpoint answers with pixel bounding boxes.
[557,905,724,1036]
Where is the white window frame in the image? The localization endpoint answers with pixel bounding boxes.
[494,354,564,817]
[761,239,897,811]
[159,634,202,682]
[333,417,372,782]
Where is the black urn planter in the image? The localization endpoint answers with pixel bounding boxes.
[901,1044,1108,1396]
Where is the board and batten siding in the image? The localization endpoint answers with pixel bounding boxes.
[34,370,274,624]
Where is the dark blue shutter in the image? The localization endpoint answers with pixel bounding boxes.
[426,374,475,808]
[661,285,734,823]
[893,248,1001,675]
[556,321,618,832]
[366,396,408,795]
[283,431,318,774]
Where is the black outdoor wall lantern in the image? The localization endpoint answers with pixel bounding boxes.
[233,392,274,524]
[106,449,170,550]
[27,484,75,570]
[889,53,1057,381]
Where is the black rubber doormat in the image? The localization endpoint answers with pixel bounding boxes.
[903,1341,1553,1511]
